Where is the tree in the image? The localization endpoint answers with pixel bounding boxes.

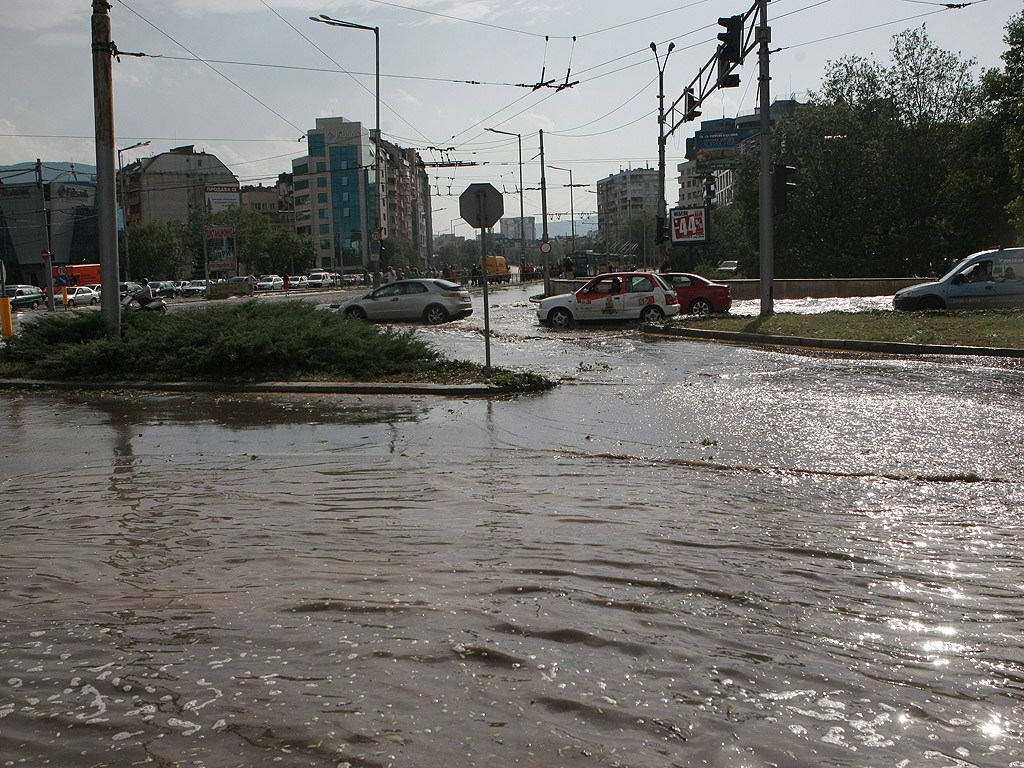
[981,10,1024,231]
[123,219,190,279]
[267,228,315,276]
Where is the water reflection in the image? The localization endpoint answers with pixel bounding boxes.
[2,307,1024,766]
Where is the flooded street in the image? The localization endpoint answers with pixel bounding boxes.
[2,285,1023,767]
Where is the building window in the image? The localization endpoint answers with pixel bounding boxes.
[294,179,309,190]
[318,193,328,203]
[319,209,328,219]
[320,224,329,234]
[317,177,327,188]
[316,162,326,172]
[294,163,308,175]
[308,134,325,158]
[320,239,331,249]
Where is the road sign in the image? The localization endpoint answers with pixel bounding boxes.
[41,250,51,261]
[459,183,503,229]
[56,265,68,276]
[371,228,382,242]
[670,207,707,244]
[539,241,552,255]
[55,275,69,287]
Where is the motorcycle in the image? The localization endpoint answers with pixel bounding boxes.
[121,291,168,313]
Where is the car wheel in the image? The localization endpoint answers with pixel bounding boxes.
[67,299,76,307]
[920,295,944,310]
[424,304,450,324]
[345,306,367,320]
[688,298,713,316]
[639,305,664,323]
[30,301,39,310]
[90,298,97,305]
[548,307,574,329]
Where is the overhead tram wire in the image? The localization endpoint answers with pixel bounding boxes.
[116,0,305,137]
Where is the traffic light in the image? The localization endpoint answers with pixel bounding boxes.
[717,15,744,65]
[655,215,668,244]
[703,176,716,206]
[717,56,740,89]
[684,88,701,122]
[773,164,796,215]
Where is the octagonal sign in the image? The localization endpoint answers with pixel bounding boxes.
[460,183,504,229]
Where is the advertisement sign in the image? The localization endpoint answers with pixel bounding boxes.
[205,226,237,271]
[692,128,757,169]
[205,185,240,214]
[670,207,706,244]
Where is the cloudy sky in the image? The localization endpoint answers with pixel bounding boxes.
[2,0,1019,236]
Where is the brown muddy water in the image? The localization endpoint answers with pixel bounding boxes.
[2,317,1024,767]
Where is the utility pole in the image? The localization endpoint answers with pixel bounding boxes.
[539,130,552,296]
[36,159,55,312]
[651,41,674,261]
[757,0,774,317]
[92,0,120,335]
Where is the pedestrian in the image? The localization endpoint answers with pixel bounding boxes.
[283,274,290,293]
[659,256,671,273]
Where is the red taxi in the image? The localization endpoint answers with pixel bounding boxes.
[536,272,680,329]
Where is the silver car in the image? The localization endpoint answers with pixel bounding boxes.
[339,279,473,324]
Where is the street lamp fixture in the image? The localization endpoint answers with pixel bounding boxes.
[311,13,381,271]
[117,140,151,281]
[485,127,527,272]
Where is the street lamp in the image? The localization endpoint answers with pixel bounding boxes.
[311,14,380,272]
[548,165,583,264]
[651,41,674,261]
[117,140,150,281]
[485,127,526,272]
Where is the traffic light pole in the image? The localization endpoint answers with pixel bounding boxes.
[757,0,774,317]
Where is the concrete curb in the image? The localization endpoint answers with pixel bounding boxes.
[642,325,1024,358]
[0,378,533,397]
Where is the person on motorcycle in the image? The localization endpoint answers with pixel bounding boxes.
[136,278,155,307]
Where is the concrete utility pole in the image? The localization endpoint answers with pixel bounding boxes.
[36,159,56,312]
[539,130,552,296]
[757,0,774,317]
[92,0,120,335]
[651,41,674,261]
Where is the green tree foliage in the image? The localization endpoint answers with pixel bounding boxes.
[122,219,190,279]
[727,24,1017,278]
[982,9,1024,230]
[185,205,273,275]
[267,227,316,276]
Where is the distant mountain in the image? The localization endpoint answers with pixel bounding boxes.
[0,161,96,184]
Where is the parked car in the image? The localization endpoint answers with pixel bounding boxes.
[307,271,332,289]
[893,247,1024,310]
[119,281,142,299]
[58,286,101,306]
[149,281,178,298]
[256,275,284,291]
[716,260,740,274]
[338,278,473,324]
[85,283,103,295]
[181,280,208,298]
[287,276,308,290]
[5,284,44,310]
[660,272,732,315]
[536,272,680,329]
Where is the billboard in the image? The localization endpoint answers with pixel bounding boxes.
[205,226,237,271]
[670,207,706,244]
[205,185,240,214]
[692,128,758,169]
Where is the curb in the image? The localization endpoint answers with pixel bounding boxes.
[642,325,1024,358]
[0,378,532,398]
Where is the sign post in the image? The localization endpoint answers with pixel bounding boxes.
[41,250,56,311]
[459,183,504,376]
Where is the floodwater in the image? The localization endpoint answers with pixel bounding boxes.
[2,286,1024,767]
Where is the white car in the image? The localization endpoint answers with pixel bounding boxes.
[256,276,284,291]
[59,286,100,306]
[287,276,308,290]
[536,271,680,329]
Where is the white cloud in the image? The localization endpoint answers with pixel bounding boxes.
[0,0,86,31]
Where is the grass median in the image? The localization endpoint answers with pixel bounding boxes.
[674,309,1024,349]
[0,301,554,392]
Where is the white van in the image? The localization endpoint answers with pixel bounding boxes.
[893,247,1024,310]
[307,271,331,289]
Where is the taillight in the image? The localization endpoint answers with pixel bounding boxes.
[665,293,678,305]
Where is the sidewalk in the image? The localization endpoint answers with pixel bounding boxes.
[643,324,1024,358]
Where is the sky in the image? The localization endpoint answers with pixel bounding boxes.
[1,0,1020,238]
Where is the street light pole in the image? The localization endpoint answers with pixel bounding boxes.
[485,127,526,274]
[117,140,150,281]
[651,41,674,265]
[548,165,583,261]
[311,14,380,272]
